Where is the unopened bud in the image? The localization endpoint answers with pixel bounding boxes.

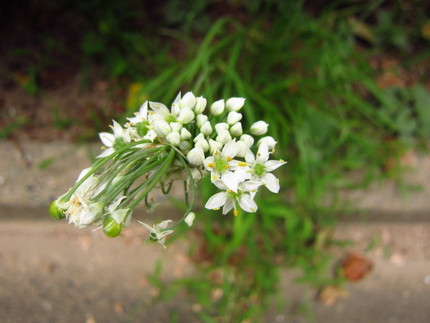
[210,99,225,116]
[226,97,245,112]
[250,121,268,136]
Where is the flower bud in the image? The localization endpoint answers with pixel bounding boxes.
[229,122,243,136]
[153,119,171,137]
[209,139,223,154]
[240,134,254,148]
[166,131,181,146]
[200,121,213,136]
[195,138,209,152]
[226,97,245,112]
[103,215,123,238]
[227,111,243,125]
[196,114,208,128]
[49,200,66,220]
[180,128,192,140]
[258,136,277,150]
[210,99,225,116]
[216,130,232,145]
[187,147,205,166]
[250,121,268,136]
[215,122,229,134]
[184,212,196,227]
[180,92,196,109]
[179,140,192,153]
[170,122,182,132]
[177,107,195,124]
[194,97,207,114]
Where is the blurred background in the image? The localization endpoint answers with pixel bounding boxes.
[1,0,430,322]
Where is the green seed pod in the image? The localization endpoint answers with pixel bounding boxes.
[49,201,66,220]
[103,216,123,238]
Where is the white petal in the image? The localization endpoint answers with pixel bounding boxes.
[222,199,235,214]
[99,132,115,147]
[221,140,237,159]
[149,102,170,116]
[184,212,196,227]
[205,192,228,210]
[238,194,258,213]
[256,142,270,162]
[221,171,238,192]
[212,179,228,190]
[244,149,255,163]
[262,173,280,193]
[264,160,287,172]
[156,219,173,230]
[112,120,124,138]
[97,148,115,158]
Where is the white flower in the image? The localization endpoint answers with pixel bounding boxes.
[200,121,213,136]
[210,99,225,116]
[180,92,196,109]
[250,121,269,136]
[229,122,243,137]
[107,196,131,226]
[205,180,260,216]
[98,120,131,158]
[227,111,242,125]
[194,97,207,114]
[139,220,174,248]
[196,114,208,128]
[245,143,286,193]
[187,147,205,166]
[166,131,181,146]
[184,212,196,227]
[235,140,248,158]
[204,140,250,192]
[127,101,148,125]
[226,97,245,112]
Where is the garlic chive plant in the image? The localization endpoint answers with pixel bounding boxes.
[49,92,286,247]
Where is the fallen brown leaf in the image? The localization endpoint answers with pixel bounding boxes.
[341,252,373,282]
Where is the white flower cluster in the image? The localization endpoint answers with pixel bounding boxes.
[49,92,286,247]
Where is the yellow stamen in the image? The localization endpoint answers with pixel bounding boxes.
[234,209,239,216]
[212,176,218,181]
[238,162,248,167]
[208,163,215,168]
[226,157,232,161]
[225,165,230,169]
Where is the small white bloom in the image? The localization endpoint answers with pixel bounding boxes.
[166,131,181,146]
[200,121,213,136]
[245,143,287,193]
[107,196,131,226]
[216,130,232,145]
[139,220,174,248]
[226,97,245,112]
[229,122,243,137]
[210,99,225,116]
[196,114,208,128]
[177,107,195,124]
[250,121,269,136]
[215,122,229,134]
[194,97,207,114]
[98,120,131,158]
[227,111,242,125]
[180,92,196,109]
[127,101,148,124]
[205,180,259,216]
[187,147,205,166]
[184,212,196,227]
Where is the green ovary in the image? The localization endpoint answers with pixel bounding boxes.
[254,163,266,176]
[113,138,127,151]
[214,157,229,173]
